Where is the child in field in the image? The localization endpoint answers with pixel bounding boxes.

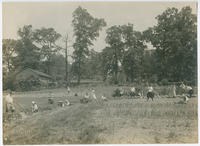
[80,92,90,103]
[130,86,136,97]
[101,94,107,101]
[91,89,97,100]
[120,87,124,96]
[32,101,38,113]
[65,99,71,106]
[84,92,90,99]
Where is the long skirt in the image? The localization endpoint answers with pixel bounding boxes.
[147,91,154,101]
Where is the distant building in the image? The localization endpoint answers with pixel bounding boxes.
[14,68,55,90]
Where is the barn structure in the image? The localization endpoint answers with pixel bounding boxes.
[14,68,55,91]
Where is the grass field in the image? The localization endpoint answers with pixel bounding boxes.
[3,84,198,144]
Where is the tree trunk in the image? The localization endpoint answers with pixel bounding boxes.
[65,40,68,83]
[77,58,81,84]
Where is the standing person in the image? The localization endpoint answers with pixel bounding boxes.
[5,91,14,112]
[147,85,154,101]
[172,84,176,98]
[67,86,71,94]
[180,82,186,95]
[187,85,193,98]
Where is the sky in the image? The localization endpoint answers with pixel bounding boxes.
[2,1,197,58]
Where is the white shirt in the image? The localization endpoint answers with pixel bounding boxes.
[32,104,38,112]
[148,86,153,92]
[85,94,90,99]
[65,99,70,105]
[92,93,97,99]
[102,96,107,100]
[131,87,136,92]
[6,94,13,104]
[67,87,70,92]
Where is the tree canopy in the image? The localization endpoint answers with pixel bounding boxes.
[72,6,106,84]
[143,6,197,83]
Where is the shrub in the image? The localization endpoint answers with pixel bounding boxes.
[112,88,121,97]
[15,76,41,91]
[3,73,16,91]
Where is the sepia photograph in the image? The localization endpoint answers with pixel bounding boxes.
[2,1,198,144]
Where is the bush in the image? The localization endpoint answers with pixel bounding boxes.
[15,76,41,91]
[160,79,169,86]
[3,74,16,91]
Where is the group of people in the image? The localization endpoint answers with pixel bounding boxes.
[5,82,194,114]
[81,88,107,103]
[31,91,72,113]
[119,85,155,101]
[118,82,193,103]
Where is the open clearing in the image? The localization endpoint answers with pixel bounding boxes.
[3,85,198,144]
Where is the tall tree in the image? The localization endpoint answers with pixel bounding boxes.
[14,25,40,70]
[33,27,61,74]
[105,25,124,83]
[63,34,73,84]
[121,25,145,82]
[104,24,145,83]
[143,6,197,83]
[72,6,106,84]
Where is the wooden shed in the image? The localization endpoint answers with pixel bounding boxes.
[14,68,54,90]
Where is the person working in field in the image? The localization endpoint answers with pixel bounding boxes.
[130,86,136,97]
[5,91,15,112]
[67,86,71,94]
[147,85,154,101]
[32,101,38,113]
[84,92,90,99]
[65,99,71,106]
[120,87,124,96]
[48,91,54,104]
[91,89,97,100]
[80,92,90,104]
[180,82,193,98]
[101,94,107,101]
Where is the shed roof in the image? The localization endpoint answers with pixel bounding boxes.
[16,68,53,80]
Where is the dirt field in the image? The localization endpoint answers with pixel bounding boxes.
[3,85,198,144]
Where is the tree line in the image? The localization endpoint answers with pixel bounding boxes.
[3,6,197,90]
